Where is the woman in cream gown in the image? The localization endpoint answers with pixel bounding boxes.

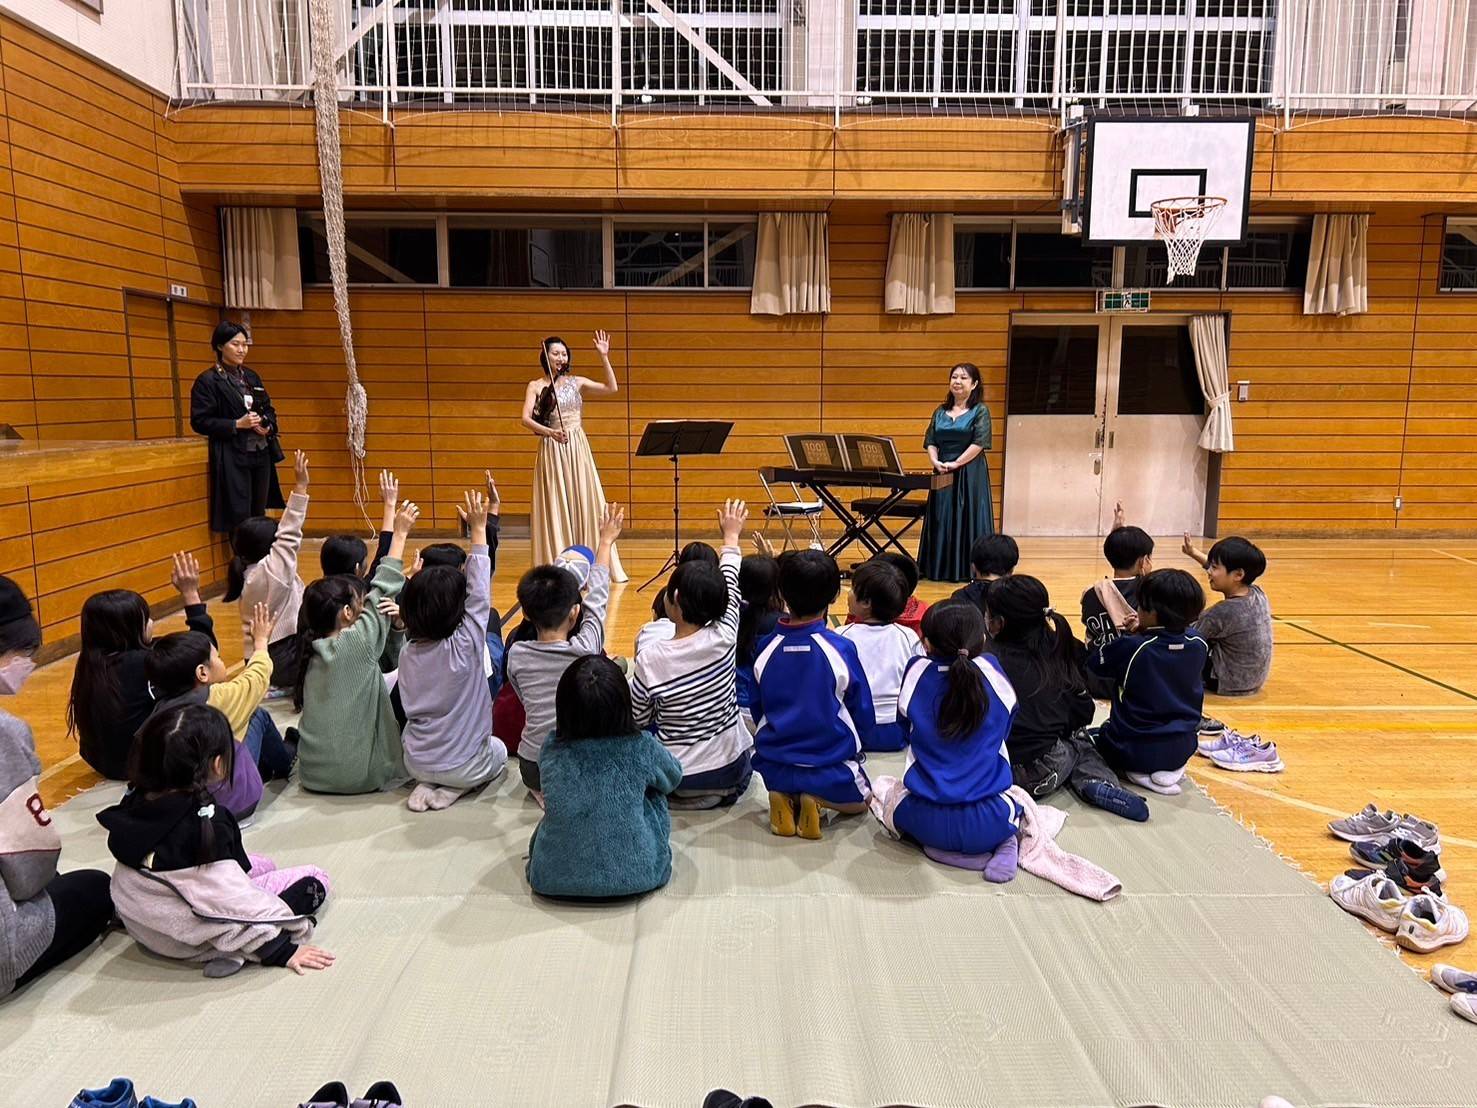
[522,331,627,582]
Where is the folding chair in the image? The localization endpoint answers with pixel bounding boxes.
[759,470,823,551]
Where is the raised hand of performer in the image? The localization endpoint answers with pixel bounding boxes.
[582,330,619,398]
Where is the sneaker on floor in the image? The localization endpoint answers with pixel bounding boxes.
[1452,994,1477,1025]
[1432,964,1477,995]
[1396,895,1470,953]
[1329,871,1408,932]
[1077,779,1150,822]
[138,1099,198,1108]
[1391,814,1442,853]
[1259,1098,1295,1108]
[70,1079,138,1108]
[1198,715,1226,736]
[300,1082,349,1108]
[1350,838,1447,892]
[1196,730,1240,758]
[1207,733,1284,773]
[352,1081,403,1108]
[1126,770,1182,796]
[1328,803,1402,843]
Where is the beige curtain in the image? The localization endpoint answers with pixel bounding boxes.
[884,213,956,315]
[1189,314,1234,453]
[1303,214,1368,316]
[750,213,830,316]
[223,208,303,310]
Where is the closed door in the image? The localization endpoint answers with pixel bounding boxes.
[1003,316,1208,537]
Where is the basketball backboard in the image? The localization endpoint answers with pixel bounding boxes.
[1081,117,1255,246]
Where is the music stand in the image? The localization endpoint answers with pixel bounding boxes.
[636,419,733,591]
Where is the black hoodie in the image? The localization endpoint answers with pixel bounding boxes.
[948,579,991,618]
[97,790,250,875]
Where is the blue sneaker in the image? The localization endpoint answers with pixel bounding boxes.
[71,1080,137,1108]
[139,1099,198,1108]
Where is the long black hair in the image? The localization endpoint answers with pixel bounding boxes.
[984,575,1083,700]
[67,589,152,743]
[938,361,983,411]
[224,516,278,602]
[533,335,571,428]
[921,602,989,740]
[556,655,634,741]
[129,703,236,863]
[293,576,361,710]
[737,553,783,664]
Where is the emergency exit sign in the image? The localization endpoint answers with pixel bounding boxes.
[1097,289,1151,313]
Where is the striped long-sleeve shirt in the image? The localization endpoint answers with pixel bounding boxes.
[631,546,751,776]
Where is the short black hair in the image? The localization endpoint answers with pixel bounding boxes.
[665,561,728,626]
[679,542,719,566]
[777,549,840,619]
[320,534,369,578]
[970,534,1019,578]
[874,552,919,597]
[420,543,468,570]
[517,565,582,632]
[1103,526,1154,573]
[1138,569,1205,633]
[556,655,635,741]
[0,574,41,656]
[211,320,248,355]
[225,516,278,602]
[400,565,468,643]
[1207,536,1266,586]
[146,630,214,699]
[851,559,907,624]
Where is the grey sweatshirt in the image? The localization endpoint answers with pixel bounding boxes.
[0,708,58,996]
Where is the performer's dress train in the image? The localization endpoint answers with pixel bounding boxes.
[532,374,628,583]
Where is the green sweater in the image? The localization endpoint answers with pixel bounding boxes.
[297,558,407,795]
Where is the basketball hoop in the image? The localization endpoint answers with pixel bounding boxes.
[1151,196,1227,284]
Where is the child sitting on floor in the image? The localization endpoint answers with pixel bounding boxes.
[397,490,508,812]
[985,576,1148,823]
[632,501,752,808]
[506,504,623,800]
[67,551,215,781]
[837,559,922,752]
[749,549,875,840]
[736,551,784,738]
[294,499,419,795]
[526,656,683,900]
[1182,534,1273,697]
[224,449,310,687]
[950,534,1020,617]
[98,703,334,978]
[145,601,293,821]
[1086,568,1207,797]
[1082,509,1154,655]
[636,542,719,656]
[869,602,1020,860]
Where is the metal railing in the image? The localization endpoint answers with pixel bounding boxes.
[174,0,1477,124]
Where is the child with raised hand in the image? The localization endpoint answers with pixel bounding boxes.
[67,551,217,781]
[1082,505,1153,655]
[1086,568,1208,796]
[749,549,876,840]
[98,703,334,978]
[837,559,923,752]
[294,499,421,795]
[397,489,508,812]
[321,469,400,580]
[506,502,623,801]
[985,575,1148,823]
[526,655,683,900]
[631,501,752,808]
[146,601,293,821]
[225,449,311,688]
[1182,534,1273,698]
[636,543,719,656]
[869,602,1020,860]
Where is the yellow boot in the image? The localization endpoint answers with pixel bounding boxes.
[769,792,798,837]
[797,794,824,840]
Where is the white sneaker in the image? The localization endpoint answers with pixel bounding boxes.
[1452,994,1477,1025]
[1432,963,1477,994]
[1329,871,1407,932]
[1396,895,1470,953]
[1259,1098,1295,1108]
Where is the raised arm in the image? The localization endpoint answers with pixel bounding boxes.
[577,330,619,397]
[570,503,623,654]
[461,490,492,635]
[715,499,747,644]
[1182,533,1210,569]
[171,550,217,646]
[262,451,311,589]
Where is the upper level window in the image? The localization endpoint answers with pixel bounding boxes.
[1014,225,1114,289]
[448,220,602,288]
[614,222,756,289]
[1439,218,1477,292]
[299,215,439,285]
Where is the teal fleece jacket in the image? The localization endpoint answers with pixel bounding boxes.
[526,731,683,900]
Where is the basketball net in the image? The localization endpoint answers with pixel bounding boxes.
[1151,196,1227,284]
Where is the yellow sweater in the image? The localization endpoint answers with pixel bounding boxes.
[206,649,273,740]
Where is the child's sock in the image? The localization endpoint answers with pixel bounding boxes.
[769,792,797,837]
[796,794,824,840]
[279,876,327,916]
[426,786,466,811]
[1077,779,1150,822]
[407,783,437,812]
[982,835,1019,883]
[1126,771,1182,797]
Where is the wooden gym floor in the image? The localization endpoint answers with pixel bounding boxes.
[14,533,1477,977]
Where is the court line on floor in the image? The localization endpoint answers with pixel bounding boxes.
[39,752,80,783]
[1275,618,1477,703]
[1432,549,1477,567]
[1197,774,1477,850]
[1219,704,1477,712]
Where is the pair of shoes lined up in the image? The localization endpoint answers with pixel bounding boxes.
[1330,804,1447,895]
[1195,716,1284,773]
[1329,871,1468,952]
[1432,964,1477,1026]
[302,1081,404,1108]
[69,1079,194,1108]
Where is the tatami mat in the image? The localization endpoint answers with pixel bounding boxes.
[3,754,1474,1108]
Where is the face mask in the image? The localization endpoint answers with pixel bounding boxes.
[0,656,36,695]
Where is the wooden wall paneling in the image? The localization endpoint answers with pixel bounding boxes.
[1268,117,1477,202]
[123,293,174,439]
[616,114,835,196]
[0,35,34,439]
[392,112,616,196]
[833,118,1059,198]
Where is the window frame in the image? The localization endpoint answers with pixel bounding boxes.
[1438,216,1477,295]
[299,212,444,289]
[444,215,605,291]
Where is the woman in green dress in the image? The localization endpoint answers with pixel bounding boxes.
[917,362,994,582]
